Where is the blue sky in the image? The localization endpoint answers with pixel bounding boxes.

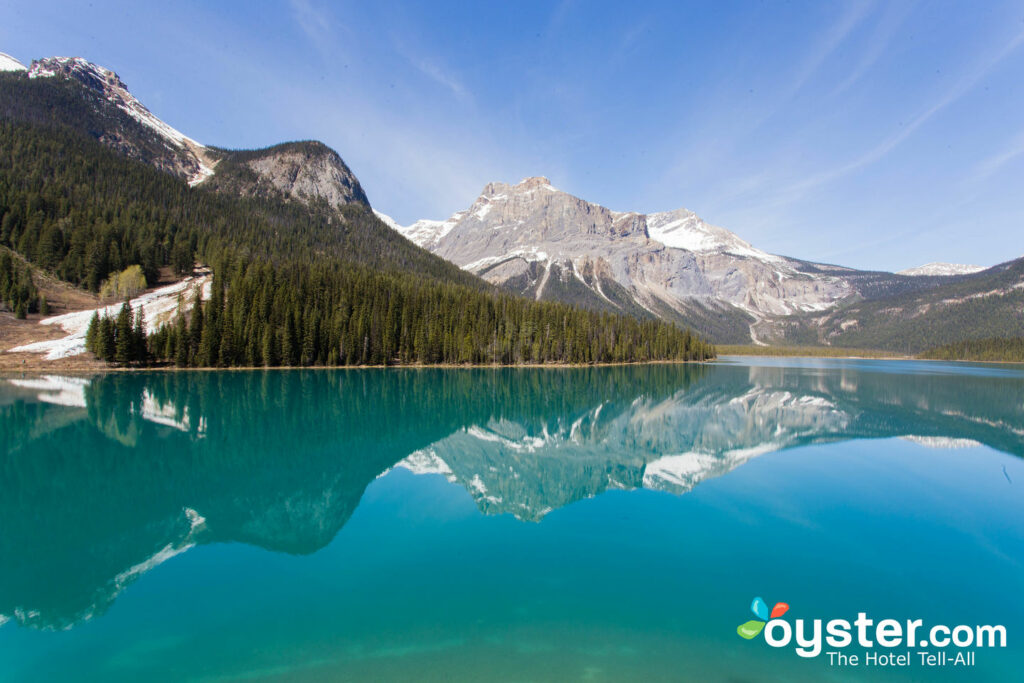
[2,0,1023,271]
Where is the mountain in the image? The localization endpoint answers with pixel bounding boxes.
[777,256,1024,352]
[1,54,709,366]
[382,178,1019,347]
[380,177,861,342]
[898,262,985,277]
[3,56,379,214]
[204,141,370,210]
[21,56,218,184]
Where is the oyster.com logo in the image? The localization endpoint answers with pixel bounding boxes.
[735,595,1006,669]
[737,596,789,640]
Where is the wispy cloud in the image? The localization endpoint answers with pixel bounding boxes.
[653,3,872,205]
[407,56,472,104]
[781,1,874,102]
[546,0,577,35]
[289,0,340,59]
[777,27,1024,198]
[968,128,1024,185]
[610,17,652,63]
[829,1,915,97]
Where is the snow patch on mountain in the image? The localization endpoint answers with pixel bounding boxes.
[26,56,215,186]
[8,271,212,360]
[0,52,27,72]
[897,262,986,277]
[376,209,468,250]
[646,209,784,263]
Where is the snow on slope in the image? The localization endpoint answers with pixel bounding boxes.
[897,262,986,277]
[0,52,27,72]
[9,272,212,360]
[375,209,465,250]
[27,56,215,186]
[645,209,784,262]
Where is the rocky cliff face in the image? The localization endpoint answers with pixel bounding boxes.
[382,177,855,342]
[213,141,370,211]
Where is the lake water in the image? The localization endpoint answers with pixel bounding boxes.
[1,359,1022,682]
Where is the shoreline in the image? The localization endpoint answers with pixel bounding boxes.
[5,354,1023,375]
[0,357,716,375]
[4,350,1021,375]
[720,352,1024,366]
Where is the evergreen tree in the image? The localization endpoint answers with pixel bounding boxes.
[114,301,134,364]
[174,311,190,367]
[97,316,115,361]
[132,306,148,363]
[85,312,99,354]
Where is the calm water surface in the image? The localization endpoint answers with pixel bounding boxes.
[1,359,1022,681]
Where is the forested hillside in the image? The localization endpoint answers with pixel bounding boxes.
[0,63,212,180]
[770,257,1024,353]
[0,72,713,365]
[919,337,1024,363]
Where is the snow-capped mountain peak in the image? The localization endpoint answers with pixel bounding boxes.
[377,178,854,332]
[897,262,986,277]
[27,56,215,186]
[0,52,27,72]
[375,209,466,250]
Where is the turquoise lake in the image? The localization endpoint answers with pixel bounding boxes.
[1,359,1022,681]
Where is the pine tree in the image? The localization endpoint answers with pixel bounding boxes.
[132,306,148,363]
[85,312,99,353]
[114,301,134,364]
[97,316,116,361]
[261,325,278,367]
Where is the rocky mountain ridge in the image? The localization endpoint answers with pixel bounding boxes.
[380,178,1018,346]
[2,54,371,213]
[380,177,859,341]
[204,141,370,211]
[26,56,216,185]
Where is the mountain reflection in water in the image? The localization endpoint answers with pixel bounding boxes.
[1,361,1021,631]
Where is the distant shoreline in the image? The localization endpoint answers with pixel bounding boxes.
[715,344,906,359]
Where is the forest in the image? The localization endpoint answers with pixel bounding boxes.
[0,249,41,317]
[0,86,714,365]
[919,337,1024,363]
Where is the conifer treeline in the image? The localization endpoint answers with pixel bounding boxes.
[919,337,1024,363]
[0,86,715,365]
[147,258,714,366]
[0,117,477,291]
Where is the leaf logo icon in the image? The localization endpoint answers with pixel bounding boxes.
[737,597,789,640]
